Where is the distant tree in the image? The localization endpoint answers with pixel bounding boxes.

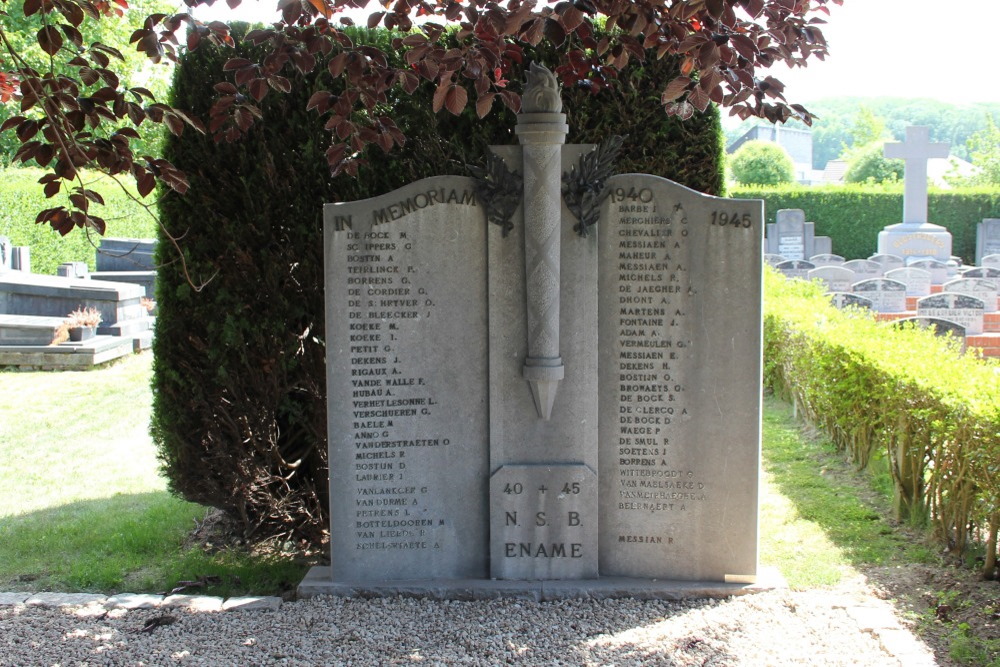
[843,141,903,184]
[729,139,794,185]
[848,106,888,149]
[965,114,1000,185]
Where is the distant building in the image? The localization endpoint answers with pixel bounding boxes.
[727,125,815,184]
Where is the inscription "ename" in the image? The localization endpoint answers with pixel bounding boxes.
[373,189,477,225]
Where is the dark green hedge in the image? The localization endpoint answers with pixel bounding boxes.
[731,184,1000,262]
[152,24,725,542]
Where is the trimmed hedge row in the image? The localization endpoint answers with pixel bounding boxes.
[764,268,1000,572]
[152,24,726,542]
[0,168,156,274]
[732,184,1000,262]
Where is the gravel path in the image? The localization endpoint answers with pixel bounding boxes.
[0,580,937,666]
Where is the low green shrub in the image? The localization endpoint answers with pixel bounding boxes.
[0,167,157,274]
[764,267,1000,572]
[732,184,1000,262]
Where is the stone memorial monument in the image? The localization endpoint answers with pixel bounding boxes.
[916,293,984,335]
[877,127,952,261]
[765,210,831,260]
[300,64,764,599]
[852,278,908,314]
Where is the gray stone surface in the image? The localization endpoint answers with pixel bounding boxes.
[763,253,786,267]
[0,272,151,339]
[162,594,224,612]
[963,266,1000,280]
[869,253,905,272]
[25,592,107,607]
[977,219,1000,265]
[907,258,948,284]
[807,265,855,293]
[323,176,490,583]
[774,259,815,280]
[0,592,30,605]
[830,293,873,311]
[104,593,164,609]
[916,293,984,335]
[0,236,10,274]
[809,253,845,267]
[11,247,29,273]
[96,237,156,272]
[298,568,784,601]
[57,261,89,278]
[0,314,66,345]
[842,259,882,281]
[597,175,761,582]
[981,253,1000,269]
[222,596,283,612]
[813,235,833,256]
[852,279,907,313]
[90,270,156,299]
[943,277,998,313]
[884,267,932,297]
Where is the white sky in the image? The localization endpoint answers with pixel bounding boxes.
[193,0,1000,107]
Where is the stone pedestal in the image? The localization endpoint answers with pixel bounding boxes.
[877,223,952,262]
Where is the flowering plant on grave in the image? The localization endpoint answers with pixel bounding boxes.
[65,307,103,328]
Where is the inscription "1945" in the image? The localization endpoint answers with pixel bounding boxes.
[711,211,753,229]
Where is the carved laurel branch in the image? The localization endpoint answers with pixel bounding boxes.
[562,135,624,238]
[469,152,523,238]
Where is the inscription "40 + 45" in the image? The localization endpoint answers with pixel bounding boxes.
[711,211,753,229]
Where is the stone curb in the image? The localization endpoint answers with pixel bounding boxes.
[0,591,282,612]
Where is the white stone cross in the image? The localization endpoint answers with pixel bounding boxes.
[884,126,949,225]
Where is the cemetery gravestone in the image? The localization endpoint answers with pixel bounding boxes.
[774,259,815,281]
[807,266,855,293]
[829,293,873,311]
[95,238,157,272]
[943,278,998,313]
[812,234,833,256]
[852,279,908,313]
[57,262,88,279]
[303,64,764,598]
[766,210,810,260]
[842,259,882,281]
[809,253,845,267]
[908,258,948,285]
[962,267,1000,281]
[892,317,967,345]
[916,294,984,335]
[977,219,1000,266]
[869,254,905,273]
[764,254,786,267]
[980,254,1000,270]
[877,127,952,261]
[884,267,932,297]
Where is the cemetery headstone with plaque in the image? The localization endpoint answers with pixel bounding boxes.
[807,266,855,293]
[869,254,905,273]
[300,64,764,599]
[774,259,814,281]
[809,253,845,267]
[877,127,952,261]
[892,317,967,345]
[842,259,882,281]
[977,219,1000,266]
[942,278,998,313]
[980,254,1000,270]
[764,254,786,267]
[852,279,908,313]
[830,293,873,311]
[916,294,984,335]
[908,258,948,285]
[885,267,932,297]
[963,267,1000,281]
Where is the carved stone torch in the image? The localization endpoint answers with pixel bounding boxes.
[517,63,567,420]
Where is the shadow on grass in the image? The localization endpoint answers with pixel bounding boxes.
[762,396,933,572]
[0,491,310,597]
